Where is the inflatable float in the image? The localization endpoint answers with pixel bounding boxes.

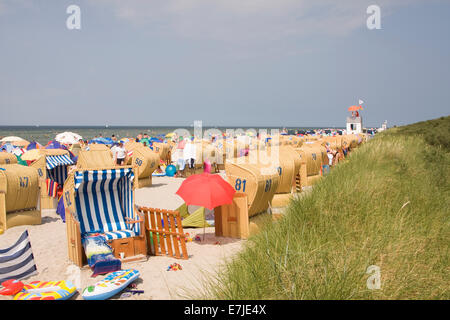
[82,269,140,300]
[13,280,77,300]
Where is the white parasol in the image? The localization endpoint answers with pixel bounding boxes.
[55,132,83,145]
[0,136,26,143]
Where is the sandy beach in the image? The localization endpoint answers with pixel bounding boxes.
[0,176,245,300]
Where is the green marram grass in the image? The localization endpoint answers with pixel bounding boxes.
[201,116,450,300]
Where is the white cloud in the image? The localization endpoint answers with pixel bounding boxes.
[89,0,424,42]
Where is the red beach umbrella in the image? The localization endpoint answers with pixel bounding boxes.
[175,173,236,210]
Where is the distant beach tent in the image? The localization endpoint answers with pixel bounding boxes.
[55,132,83,145]
[45,140,68,150]
[0,230,37,283]
[89,137,114,145]
[149,137,163,143]
[26,141,43,151]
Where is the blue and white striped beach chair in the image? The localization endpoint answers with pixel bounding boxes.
[46,154,74,186]
[64,166,146,267]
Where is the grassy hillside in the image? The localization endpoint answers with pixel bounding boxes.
[204,116,450,300]
[388,115,450,151]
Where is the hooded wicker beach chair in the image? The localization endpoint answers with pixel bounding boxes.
[64,166,146,267]
[0,164,42,232]
[29,149,75,210]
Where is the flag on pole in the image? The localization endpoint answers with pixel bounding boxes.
[358,99,364,105]
[0,230,38,283]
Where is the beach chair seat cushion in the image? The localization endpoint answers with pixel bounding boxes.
[103,230,136,241]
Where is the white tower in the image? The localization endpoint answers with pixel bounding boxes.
[346,117,362,134]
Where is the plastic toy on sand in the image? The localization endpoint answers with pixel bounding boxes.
[0,280,24,296]
[82,269,140,300]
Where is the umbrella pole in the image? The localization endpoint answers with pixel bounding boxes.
[203,208,206,241]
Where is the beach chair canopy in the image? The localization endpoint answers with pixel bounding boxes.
[46,154,74,170]
[45,154,75,185]
[73,168,138,241]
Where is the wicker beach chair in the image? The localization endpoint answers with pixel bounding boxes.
[64,166,147,267]
[30,149,75,209]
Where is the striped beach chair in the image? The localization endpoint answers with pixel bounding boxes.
[64,166,146,267]
[46,154,74,187]
[29,150,75,210]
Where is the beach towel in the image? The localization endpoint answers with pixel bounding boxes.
[46,179,58,197]
[82,234,121,276]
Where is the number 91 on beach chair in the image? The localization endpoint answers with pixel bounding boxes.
[63,166,147,267]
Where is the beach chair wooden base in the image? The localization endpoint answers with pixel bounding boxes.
[118,254,148,264]
[215,193,250,239]
[140,207,189,260]
[271,193,292,208]
[135,175,152,188]
[40,194,58,210]
[0,206,41,231]
[307,175,322,186]
[66,209,148,268]
[215,193,274,239]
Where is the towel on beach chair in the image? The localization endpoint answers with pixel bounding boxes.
[82,234,121,276]
[46,179,58,197]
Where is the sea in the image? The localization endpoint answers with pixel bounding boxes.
[0,126,333,145]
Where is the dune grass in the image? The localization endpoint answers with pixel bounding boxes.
[203,117,450,299]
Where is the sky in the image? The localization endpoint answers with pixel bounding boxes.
[0,0,449,128]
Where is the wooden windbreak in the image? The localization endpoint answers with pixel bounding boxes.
[139,207,188,260]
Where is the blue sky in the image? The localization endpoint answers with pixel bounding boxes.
[0,0,449,127]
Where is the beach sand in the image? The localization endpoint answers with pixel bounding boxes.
[0,176,245,300]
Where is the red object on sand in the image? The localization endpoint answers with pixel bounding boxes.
[0,279,24,296]
[175,173,236,210]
